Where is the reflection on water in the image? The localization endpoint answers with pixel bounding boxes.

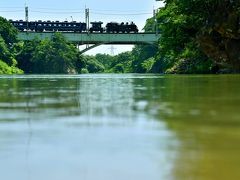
[0,74,240,180]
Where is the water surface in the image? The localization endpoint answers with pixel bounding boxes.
[0,74,240,180]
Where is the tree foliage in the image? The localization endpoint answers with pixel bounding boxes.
[16,33,105,74]
[154,0,240,73]
[0,16,23,74]
[0,17,17,46]
[95,53,114,69]
[83,55,105,73]
[31,33,79,74]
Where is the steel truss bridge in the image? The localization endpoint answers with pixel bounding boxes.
[17,32,160,53]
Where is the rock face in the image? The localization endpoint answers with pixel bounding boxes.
[197,4,240,72]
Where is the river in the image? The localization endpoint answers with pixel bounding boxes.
[0,74,239,180]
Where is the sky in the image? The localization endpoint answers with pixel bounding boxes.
[0,0,164,55]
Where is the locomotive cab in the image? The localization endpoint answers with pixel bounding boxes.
[89,22,103,33]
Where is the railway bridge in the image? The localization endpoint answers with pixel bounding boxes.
[17,32,160,53]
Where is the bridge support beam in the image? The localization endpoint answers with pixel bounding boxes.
[79,43,104,54]
[17,32,160,45]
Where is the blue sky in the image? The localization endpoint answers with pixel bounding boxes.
[0,0,164,55]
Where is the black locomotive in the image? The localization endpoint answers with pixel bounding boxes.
[106,22,138,33]
[9,20,138,33]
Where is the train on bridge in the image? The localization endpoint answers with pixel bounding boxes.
[9,20,139,33]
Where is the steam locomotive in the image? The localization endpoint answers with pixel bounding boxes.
[9,20,139,33]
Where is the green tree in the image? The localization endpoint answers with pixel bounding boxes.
[0,35,12,65]
[0,16,23,74]
[109,51,133,73]
[0,17,17,46]
[95,53,114,69]
[34,33,79,73]
[16,35,108,74]
[17,33,82,74]
[155,0,240,73]
[132,45,158,73]
[130,17,158,73]
[84,55,105,73]
[16,40,38,73]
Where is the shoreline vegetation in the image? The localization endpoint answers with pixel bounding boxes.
[0,1,240,74]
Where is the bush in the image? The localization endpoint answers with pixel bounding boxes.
[0,59,23,74]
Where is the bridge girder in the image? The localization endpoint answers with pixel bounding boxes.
[17,32,160,53]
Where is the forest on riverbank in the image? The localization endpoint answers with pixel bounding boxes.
[0,0,240,74]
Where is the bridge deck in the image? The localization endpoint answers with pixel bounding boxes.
[17,32,159,45]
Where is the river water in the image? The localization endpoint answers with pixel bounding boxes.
[0,74,239,180]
